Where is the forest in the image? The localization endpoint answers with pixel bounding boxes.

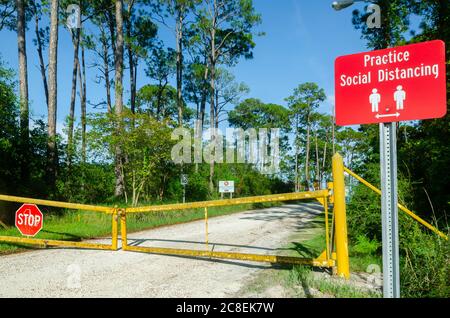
[0,0,448,297]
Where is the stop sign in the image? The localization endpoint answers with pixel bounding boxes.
[15,204,43,237]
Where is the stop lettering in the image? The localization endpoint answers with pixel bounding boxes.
[15,204,43,237]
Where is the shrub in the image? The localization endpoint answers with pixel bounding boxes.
[352,235,380,255]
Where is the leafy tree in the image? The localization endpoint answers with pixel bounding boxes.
[228,98,290,177]
[145,44,176,116]
[136,84,193,123]
[352,0,412,49]
[31,0,49,109]
[0,60,20,195]
[213,68,249,127]
[88,110,177,205]
[124,1,158,114]
[183,59,209,125]
[0,0,16,31]
[190,0,262,192]
[285,82,326,190]
[310,112,334,187]
[153,0,199,127]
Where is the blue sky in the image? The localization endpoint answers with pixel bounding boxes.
[0,0,372,132]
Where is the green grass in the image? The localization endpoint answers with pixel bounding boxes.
[239,214,382,298]
[286,265,381,298]
[0,201,279,255]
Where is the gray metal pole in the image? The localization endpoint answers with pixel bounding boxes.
[379,122,400,298]
[183,186,186,204]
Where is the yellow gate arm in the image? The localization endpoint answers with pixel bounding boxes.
[344,167,448,240]
[0,194,113,213]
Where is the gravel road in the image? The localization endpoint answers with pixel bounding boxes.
[0,202,323,298]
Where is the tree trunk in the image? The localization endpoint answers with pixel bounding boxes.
[156,80,168,118]
[332,106,336,154]
[176,9,184,127]
[200,64,208,128]
[17,0,29,137]
[99,24,112,114]
[209,30,216,193]
[214,87,219,129]
[80,44,87,163]
[304,113,311,190]
[294,113,299,192]
[47,0,59,186]
[17,0,29,182]
[125,7,136,114]
[106,11,117,60]
[322,139,328,184]
[67,28,80,165]
[128,46,136,113]
[101,25,112,113]
[315,131,320,189]
[114,0,125,198]
[32,0,48,108]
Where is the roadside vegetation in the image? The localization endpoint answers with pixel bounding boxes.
[238,214,382,298]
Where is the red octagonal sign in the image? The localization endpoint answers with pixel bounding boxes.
[15,204,43,237]
[335,40,447,126]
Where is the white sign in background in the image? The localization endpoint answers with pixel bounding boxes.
[219,181,234,193]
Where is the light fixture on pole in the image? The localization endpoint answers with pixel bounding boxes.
[332,0,375,11]
[331,0,355,11]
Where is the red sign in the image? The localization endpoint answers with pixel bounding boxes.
[15,204,43,237]
[335,40,446,126]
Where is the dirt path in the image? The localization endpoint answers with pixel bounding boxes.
[0,202,323,298]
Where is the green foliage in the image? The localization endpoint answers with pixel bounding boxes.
[185,169,210,201]
[352,0,412,49]
[352,235,380,255]
[287,265,381,298]
[285,82,328,188]
[189,0,262,66]
[0,60,20,194]
[285,82,326,116]
[229,98,290,131]
[400,221,449,298]
[347,163,449,297]
[88,110,178,205]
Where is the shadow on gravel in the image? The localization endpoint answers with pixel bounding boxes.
[126,237,282,252]
[126,248,278,269]
[238,203,324,227]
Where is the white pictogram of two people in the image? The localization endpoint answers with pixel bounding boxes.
[370,86,406,113]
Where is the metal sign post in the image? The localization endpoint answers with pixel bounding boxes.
[379,122,400,298]
[335,40,446,299]
[181,174,188,203]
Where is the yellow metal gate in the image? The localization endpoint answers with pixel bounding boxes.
[0,195,120,251]
[0,154,356,278]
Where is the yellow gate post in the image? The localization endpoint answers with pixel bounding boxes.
[332,153,350,279]
[204,207,209,250]
[112,207,118,250]
[120,209,127,250]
